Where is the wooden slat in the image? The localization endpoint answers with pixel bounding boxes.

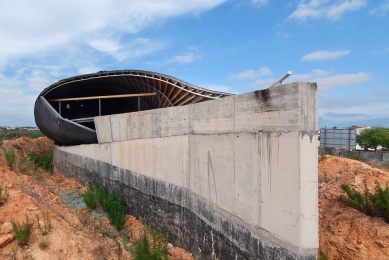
[49,93,156,102]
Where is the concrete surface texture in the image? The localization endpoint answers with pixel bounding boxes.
[55,82,318,259]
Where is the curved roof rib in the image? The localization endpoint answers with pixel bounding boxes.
[34,70,232,146]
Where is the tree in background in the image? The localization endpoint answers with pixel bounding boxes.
[357,127,389,152]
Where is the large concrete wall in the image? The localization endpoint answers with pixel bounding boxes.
[54,82,318,259]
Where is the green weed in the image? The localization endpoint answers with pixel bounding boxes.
[39,240,49,250]
[116,240,123,256]
[133,230,169,260]
[341,181,389,222]
[349,155,364,162]
[82,184,127,230]
[28,152,53,174]
[3,148,16,168]
[11,214,33,246]
[36,211,52,235]
[319,249,330,260]
[0,185,10,205]
[320,150,326,161]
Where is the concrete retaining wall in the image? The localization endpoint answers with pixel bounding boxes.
[54,82,318,259]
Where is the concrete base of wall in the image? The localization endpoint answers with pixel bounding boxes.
[55,147,316,260]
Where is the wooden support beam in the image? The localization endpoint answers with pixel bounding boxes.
[48,93,156,102]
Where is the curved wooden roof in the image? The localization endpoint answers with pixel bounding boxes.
[34,70,232,145]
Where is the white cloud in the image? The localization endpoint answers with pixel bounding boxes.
[78,65,102,75]
[229,67,272,80]
[303,50,350,61]
[200,84,232,93]
[251,0,268,7]
[0,0,226,65]
[89,39,121,53]
[289,0,367,21]
[285,70,371,90]
[27,76,51,91]
[248,78,276,87]
[370,0,389,16]
[173,53,202,63]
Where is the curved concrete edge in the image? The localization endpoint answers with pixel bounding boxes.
[54,147,316,260]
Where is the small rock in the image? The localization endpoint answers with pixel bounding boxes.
[0,222,13,234]
[27,205,38,211]
[375,240,385,248]
[0,234,14,248]
[6,184,12,188]
[168,243,173,248]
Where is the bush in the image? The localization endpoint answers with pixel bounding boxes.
[3,148,15,168]
[349,155,364,162]
[133,230,169,260]
[341,181,389,222]
[82,185,127,230]
[29,152,54,174]
[0,185,10,205]
[36,211,52,235]
[11,214,33,246]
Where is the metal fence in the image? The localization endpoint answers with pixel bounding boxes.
[318,147,389,162]
[319,128,357,150]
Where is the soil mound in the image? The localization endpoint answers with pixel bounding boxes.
[0,137,193,259]
[319,155,389,260]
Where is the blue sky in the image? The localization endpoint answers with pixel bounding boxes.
[0,0,388,128]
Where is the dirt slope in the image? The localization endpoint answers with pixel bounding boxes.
[2,137,389,259]
[319,155,389,260]
[0,137,193,260]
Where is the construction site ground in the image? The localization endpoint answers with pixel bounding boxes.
[1,137,389,259]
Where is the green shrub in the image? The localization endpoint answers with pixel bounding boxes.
[341,181,389,222]
[319,250,330,260]
[11,214,33,246]
[39,240,49,250]
[82,184,127,230]
[133,230,169,260]
[349,155,364,162]
[3,148,15,168]
[36,211,52,235]
[29,152,53,174]
[0,185,10,205]
[0,130,44,140]
[320,150,326,161]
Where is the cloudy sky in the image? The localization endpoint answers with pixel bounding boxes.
[0,0,388,128]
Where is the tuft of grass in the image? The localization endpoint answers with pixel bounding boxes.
[320,150,326,161]
[116,240,123,256]
[133,230,169,260]
[39,240,49,250]
[11,214,33,246]
[82,184,127,231]
[0,185,10,205]
[28,152,53,174]
[341,181,389,222]
[0,130,44,141]
[36,211,52,235]
[319,249,330,260]
[349,155,364,162]
[3,147,16,168]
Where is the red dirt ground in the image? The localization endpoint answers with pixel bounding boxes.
[0,137,193,260]
[2,137,389,259]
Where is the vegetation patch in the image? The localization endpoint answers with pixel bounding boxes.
[82,184,127,231]
[349,155,364,162]
[0,185,10,205]
[341,181,389,222]
[28,152,54,174]
[36,211,52,235]
[0,129,44,141]
[11,214,33,246]
[2,147,16,168]
[133,229,169,260]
